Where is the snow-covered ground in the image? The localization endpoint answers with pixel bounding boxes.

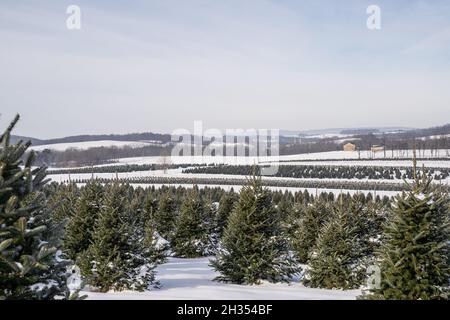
[46,166,449,191]
[84,257,360,300]
[84,150,450,167]
[45,150,450,195]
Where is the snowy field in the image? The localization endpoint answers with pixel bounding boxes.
[46,165,449,194]
[84,258,360,300]
[45,150,450,195]
[45,170,406,198]
[44,150,450,170]
[103,149,450,167]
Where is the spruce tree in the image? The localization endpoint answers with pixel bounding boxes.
[291,198,331,263]
[45,182,78,223]
[82,183,157,292]
[216,192,236,238]
[305,200,362,290]
[0,115,71,299]
[143,220,169,265]
[211,175,298,284]
[203,199,219,254]
[64,181,103,261]
[144,191,158,222]
[172,188,209,258]
[154,192,177,240]
[125,185,162,288]
[363,172,450,300]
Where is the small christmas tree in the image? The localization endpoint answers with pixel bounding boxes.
[363,169,450,300]
[64,180,103,261]
[211,174,299,284]
[291,198,331,263]
[305,198,363,289]
[216,192,237,238]
[172,187,209,258]
[81,183,157,292]
[143,220,169,265]
[154,192,177,240]
[0,115,71,299]
[203,199,220,254]
[45,182,79,223]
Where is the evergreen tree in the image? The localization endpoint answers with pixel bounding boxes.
[305,200,362,289]
[45,182,78,223]
[211,175,299,284]
[172,188,209,258]
[81,183,157,292]
[216,192,237,237]
[276,198,292,224]
[143,220,169,265]
[144,191,158,221]
[0,115,71,299]
[203,199,220,253]
[363,172,450,300]
[154,192,177,240]
[291,198,331,263]
[64,181,103,261]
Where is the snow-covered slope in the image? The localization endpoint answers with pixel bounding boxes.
[84,257,360,300]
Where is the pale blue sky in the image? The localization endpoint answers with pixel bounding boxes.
[1,0,449,138]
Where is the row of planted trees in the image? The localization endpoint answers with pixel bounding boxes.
[183,164,450,181]
[1,115,450,299]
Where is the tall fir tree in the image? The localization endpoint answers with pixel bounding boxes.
[363,171,450,300]
[0,115,71,299]
[211,175,299,284]
[172,187,209,258]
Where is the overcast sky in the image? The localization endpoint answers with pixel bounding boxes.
[1,0,449,138]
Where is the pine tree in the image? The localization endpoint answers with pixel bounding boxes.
[211,175,299,284]
[144,191,158,222]
[363,172,450,300]
[154,192,177,240]
[305,200,362,290]
[203,199,219,254]
[45,182,78,223]
[64,181,103,261]
[276,198,292,224]
[82,183,157,292]
[0,115,71,299]
[216,192,236,238]
[143,220,169,265]
[172,188,209,258]
[291,198,331,263]
[124,185,162,289]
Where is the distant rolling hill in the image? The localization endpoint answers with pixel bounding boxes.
[10,135,44,146]
[11,132,172,148]
[11,123,450,152]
